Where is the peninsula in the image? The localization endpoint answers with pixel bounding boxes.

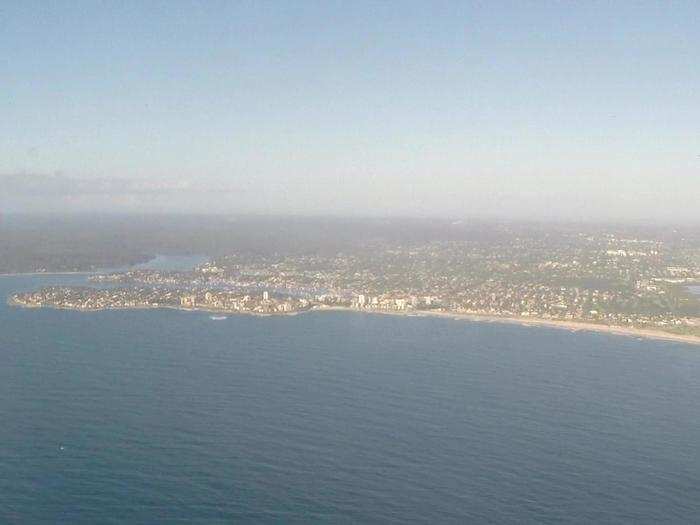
[9,226,700,344]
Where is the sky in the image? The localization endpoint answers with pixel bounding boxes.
[2,1,699,221]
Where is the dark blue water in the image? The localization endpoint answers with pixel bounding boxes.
[2,274,700,523]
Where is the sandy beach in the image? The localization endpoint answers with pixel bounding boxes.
[315,306,700,346]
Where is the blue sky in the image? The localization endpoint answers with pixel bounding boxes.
[2,1,699,220]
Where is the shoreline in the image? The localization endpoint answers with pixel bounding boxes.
[7,299,306,318]
[8,299,700,346]
[315,306,700,346]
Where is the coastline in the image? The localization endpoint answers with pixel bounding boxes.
[8,298,700,346]
[315,306,700,346]
[7,299,305,318]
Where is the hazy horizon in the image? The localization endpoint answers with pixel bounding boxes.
[3,1,699,221]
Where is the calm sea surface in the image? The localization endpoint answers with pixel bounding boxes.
[2,273,700,523]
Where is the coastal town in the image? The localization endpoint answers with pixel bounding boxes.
[9,230,700,337]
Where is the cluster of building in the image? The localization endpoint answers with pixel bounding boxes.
[10,286,168,310]
[178,289,310,314]
[10,287,311,315]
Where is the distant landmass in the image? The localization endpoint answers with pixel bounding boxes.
[7,216,700,342]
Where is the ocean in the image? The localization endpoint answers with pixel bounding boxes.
[2,273,700,523]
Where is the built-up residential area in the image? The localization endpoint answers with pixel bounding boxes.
[11,229,700,335]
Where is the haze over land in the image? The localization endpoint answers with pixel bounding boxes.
[2,2,699,221]
[4,215,700,344]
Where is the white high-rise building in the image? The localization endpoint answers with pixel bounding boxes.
[263,291,269,301]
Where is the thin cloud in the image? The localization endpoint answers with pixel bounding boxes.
[2,173,240,196]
